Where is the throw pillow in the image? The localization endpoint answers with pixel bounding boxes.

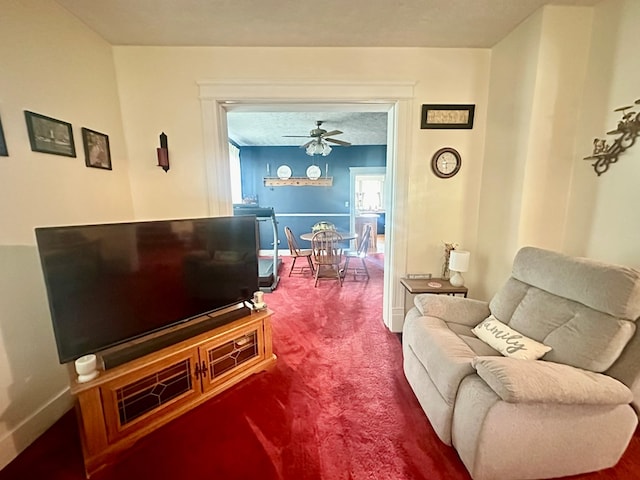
[472,315,552,360]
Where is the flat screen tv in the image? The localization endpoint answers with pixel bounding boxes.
[35,216,259,364]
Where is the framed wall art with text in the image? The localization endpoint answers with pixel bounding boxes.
[421,104,475,130]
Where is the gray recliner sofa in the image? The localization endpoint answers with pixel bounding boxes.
[402,246,640,480]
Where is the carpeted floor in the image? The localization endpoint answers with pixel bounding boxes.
[1,254,639,479]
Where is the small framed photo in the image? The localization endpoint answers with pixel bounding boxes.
[421,104,475,129]
[0,114,7,156]
[82,127,112,170]
[24,111,76,157]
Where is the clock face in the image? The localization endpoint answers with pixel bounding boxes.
[431,148,461,178]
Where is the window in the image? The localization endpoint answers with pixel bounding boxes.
[356,175,384,211]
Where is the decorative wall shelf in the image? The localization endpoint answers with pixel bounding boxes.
[584,97,640,175]
[264,177,333,187]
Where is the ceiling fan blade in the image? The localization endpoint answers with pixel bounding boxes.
[283,135,312,138]
[325,138,351,146]
[321,130,343,137]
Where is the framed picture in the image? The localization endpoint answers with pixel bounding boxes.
[24,111,76,157]
[82,127,112,170]
[421,104,475,129]
[0,114,7,156]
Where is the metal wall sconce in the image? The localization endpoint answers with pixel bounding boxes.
[584,99,640,176]
[157,132,169,172]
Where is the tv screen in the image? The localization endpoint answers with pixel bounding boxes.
[35,216,259,364]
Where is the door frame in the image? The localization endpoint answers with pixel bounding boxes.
[198,80,414,332]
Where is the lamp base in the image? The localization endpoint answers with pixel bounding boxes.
[77,371,99,383]
[450,272,465,287]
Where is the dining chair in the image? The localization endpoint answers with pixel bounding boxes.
[343,223,372,280]
[310,230,344,287]
[284,226,315,276]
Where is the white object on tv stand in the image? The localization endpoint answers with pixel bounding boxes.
[75,354,99,383]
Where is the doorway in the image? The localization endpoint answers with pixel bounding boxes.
[350,167,387,254]
[225,109,387,258]
[197,81,414,332]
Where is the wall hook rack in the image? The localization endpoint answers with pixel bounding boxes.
[584,98,640,176]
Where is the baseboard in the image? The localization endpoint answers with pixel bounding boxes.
[387,306,405,333]
[0,387,74,471]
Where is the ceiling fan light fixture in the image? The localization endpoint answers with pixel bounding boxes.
[306,138,332,156]
[304,143,317,156]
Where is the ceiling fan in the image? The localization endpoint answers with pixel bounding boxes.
[284,121,352,148]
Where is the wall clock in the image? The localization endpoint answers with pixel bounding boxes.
[431,147,461,178]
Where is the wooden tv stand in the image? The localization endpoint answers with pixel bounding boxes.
[66,309,276,478]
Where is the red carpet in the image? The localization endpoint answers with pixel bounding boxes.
[1,254,639,479]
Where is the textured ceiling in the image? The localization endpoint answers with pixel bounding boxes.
[53,0,600,146]
[55,0,599,48]
[227,111,388,147]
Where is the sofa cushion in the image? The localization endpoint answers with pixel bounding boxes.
[487,247,640,373]
[404,315,480,406]
[472,356,633,405]
[472,315,552,360]
[414,294,490,327]
[447,322,501,356]
[511,247,640,320]
[491,279,635,372]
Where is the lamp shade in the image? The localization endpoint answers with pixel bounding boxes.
[449,250,470,272]
[305,139,332,156]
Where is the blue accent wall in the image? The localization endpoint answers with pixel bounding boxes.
[238,145,386,249]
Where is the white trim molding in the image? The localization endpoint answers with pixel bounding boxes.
[198,80,414,331]
[0,387,73,471]
[198,80,416,102]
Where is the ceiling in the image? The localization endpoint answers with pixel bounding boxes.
[55,0,600,48]
[227,111,389,147]
[53,0,600,147]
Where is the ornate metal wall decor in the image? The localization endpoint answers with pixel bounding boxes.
[584,99,640,175]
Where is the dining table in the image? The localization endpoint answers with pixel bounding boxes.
[300,231,358,242]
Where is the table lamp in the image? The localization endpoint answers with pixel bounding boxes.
[449,250,470,287]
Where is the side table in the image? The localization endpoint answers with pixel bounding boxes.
[400,278,468,297]
[400,278,468,314]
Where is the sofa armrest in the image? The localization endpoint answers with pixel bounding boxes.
[472,356,633,405]
[414,294,490,327]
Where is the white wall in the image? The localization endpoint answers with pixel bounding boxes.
[518,7,593,250]
[565,0,640,268]
[476,6,593,299]
[0,0,133,468]
[113,46,492,282]
[478,0,640,298]
[477,0,640,294]
[476,9,544,298]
